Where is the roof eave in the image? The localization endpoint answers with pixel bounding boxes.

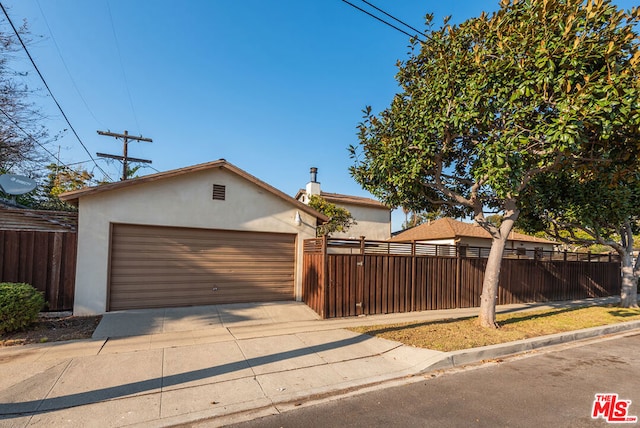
[59,159,328,222]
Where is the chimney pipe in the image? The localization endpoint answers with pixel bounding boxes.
[310,167,318,183]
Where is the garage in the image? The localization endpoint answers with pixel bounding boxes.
[108,223,296,310]
[60,160,326,315]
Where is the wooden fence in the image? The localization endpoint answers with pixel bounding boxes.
[302,237,621,319]
[0,230,77,311]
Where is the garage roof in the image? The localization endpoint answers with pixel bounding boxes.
[59,159,329,222]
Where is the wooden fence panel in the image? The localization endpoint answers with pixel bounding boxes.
[302,252,324,317]
[0,230,76,311]
[303,238,622,319]
[497,260,621,305]
[414,257,428,311]
[459,258,485,308]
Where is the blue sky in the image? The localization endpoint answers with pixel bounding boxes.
[2,0,637,231]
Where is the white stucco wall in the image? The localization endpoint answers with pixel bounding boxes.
[329,203,391,241]
[507,240,555,252]
[457,237,554,251]
[415,239,455,246]
[73,167,318,315]
[416,237,554,252]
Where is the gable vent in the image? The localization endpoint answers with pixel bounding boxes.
[212,184,226,200]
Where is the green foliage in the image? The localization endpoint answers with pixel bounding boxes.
[349,0,640,322]
[401,209,444,230]
[0,282,45,334]
[518,167,640,253]
[350,0,640,220]
[126,164,142,180]
[308,194,356,237]
[22,163,94,211]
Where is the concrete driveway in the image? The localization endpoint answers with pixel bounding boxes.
[1,301,444,428]
[92,301,321,339]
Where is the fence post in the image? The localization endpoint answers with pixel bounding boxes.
[322,234,329,318]
[455,244,462,308]
[411,240,416,311]
[357,236,366,315]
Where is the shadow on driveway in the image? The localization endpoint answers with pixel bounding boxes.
[0,333,373,418]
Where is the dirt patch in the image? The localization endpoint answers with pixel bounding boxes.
[0,314,102,347]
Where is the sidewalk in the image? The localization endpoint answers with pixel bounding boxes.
[1,297,639,428]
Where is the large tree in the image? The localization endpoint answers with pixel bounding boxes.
[350,0,640,327]
[519,167,640,307]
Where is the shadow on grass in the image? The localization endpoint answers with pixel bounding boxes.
[607,308,640,318]
[357,305,629,337]
[496,306,586,327]
[355,316,477,337]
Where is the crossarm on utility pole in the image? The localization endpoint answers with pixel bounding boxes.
[96,129,153,180]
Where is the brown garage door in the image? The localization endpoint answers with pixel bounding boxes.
[108,224,296,311]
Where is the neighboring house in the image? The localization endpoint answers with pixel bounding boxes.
[295,168,391,240]
[59,160,328,315]
[390,217,557,253]
[0,202,77,232]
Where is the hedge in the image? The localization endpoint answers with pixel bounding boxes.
[0,282,46,334]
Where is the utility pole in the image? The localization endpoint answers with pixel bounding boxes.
[96,130,152,181]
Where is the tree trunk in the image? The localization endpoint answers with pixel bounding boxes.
[478,235,508,327]
[475,202,519,328]
[620,251,639,308]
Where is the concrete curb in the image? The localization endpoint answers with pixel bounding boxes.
[421,319,640,372]
[193,322,640,428]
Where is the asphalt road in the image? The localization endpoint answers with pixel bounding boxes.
[226,332,640,428]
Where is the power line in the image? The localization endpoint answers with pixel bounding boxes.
[360,0,427,38]
[106,0,141,133]
[0,106,62,165]
[340,0,425,43]
[140,164,160,173]
[0,2,113,181]
[35,0,106,128]
[0,106,108,185]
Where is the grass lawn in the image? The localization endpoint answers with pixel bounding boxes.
[348,304,640,352]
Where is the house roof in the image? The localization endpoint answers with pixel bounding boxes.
[295,189,389,210]
[390,217,557,245]
[59,159,329,222]
[0,204,77,232]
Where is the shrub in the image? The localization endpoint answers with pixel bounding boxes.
[0,282,45,334]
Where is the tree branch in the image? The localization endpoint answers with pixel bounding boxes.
[543,214,625,255]
[431,154,475,208]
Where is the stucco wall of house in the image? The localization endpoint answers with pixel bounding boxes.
[414,239,455,246]
[507,240,555,252]
[329,203,391,240]
[417,237,555,252]
[457,236,554,251]
[73,167,318,315]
